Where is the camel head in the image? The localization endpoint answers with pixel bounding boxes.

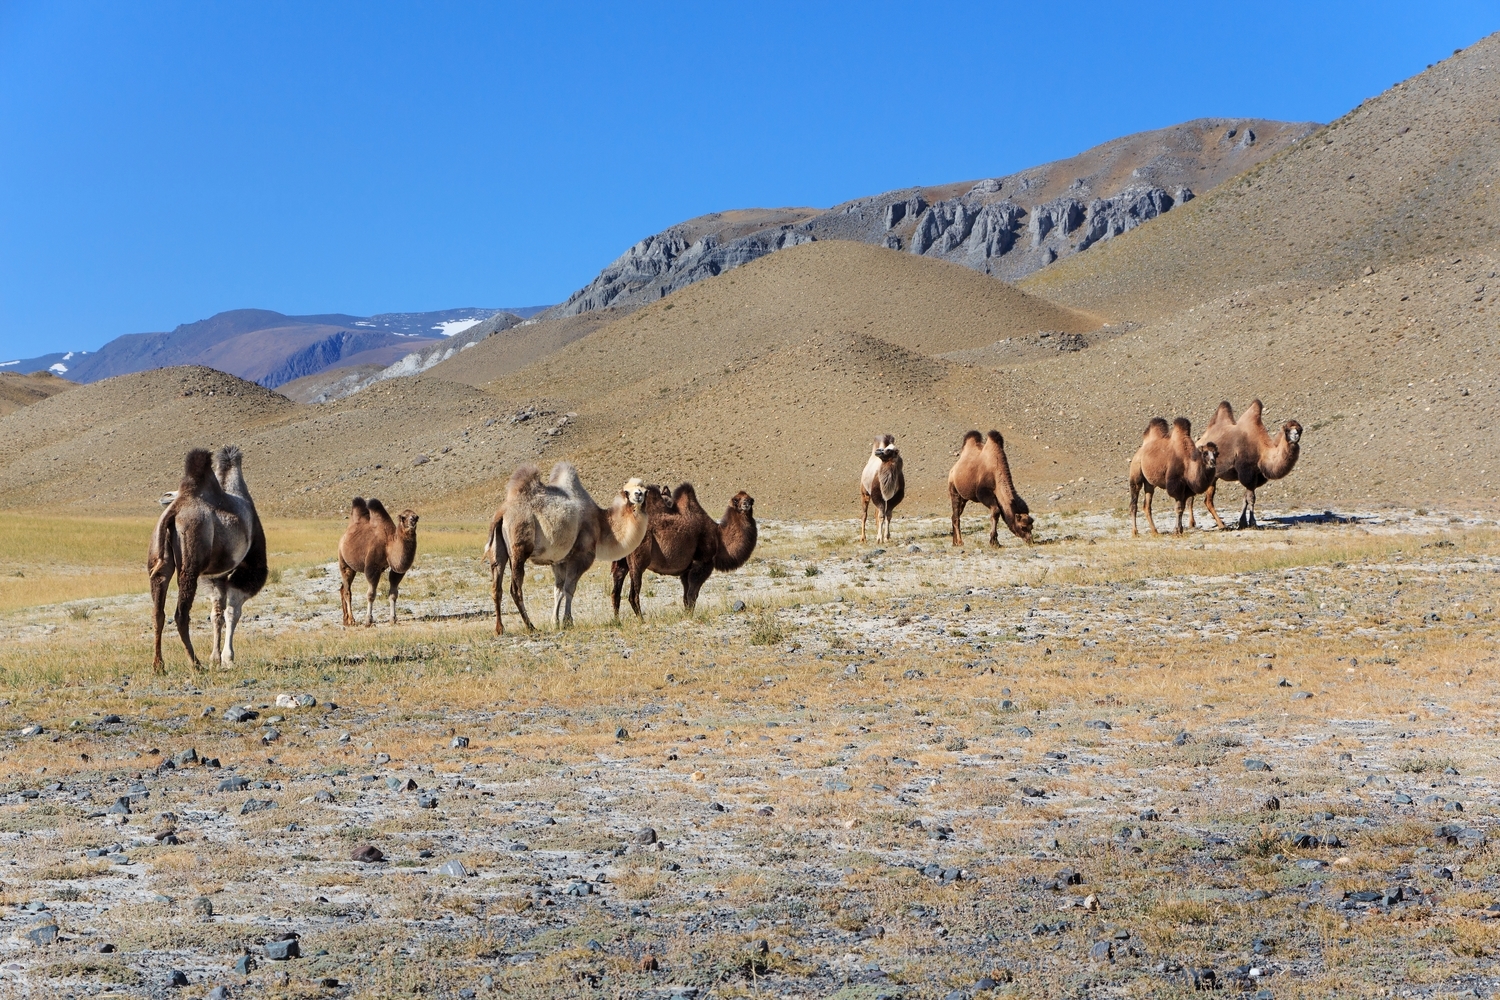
[397,510,419,536]
[1011,509,1035,543]
[872,434,898,461]
[621,477,648,511]
[1283,421,1303,446]
[1199,441,1219,471]
[729,491,755,517]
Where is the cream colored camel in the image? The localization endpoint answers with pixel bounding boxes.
[860,435,905,544]
[148,448,256,671]
[1194,399,1304,529]
[213,445,266,664]
[948,430,1033,545]
[1129,417,1218,536]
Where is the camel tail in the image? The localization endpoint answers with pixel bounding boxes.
[483,510,504,566]
[179,448,216,497]
[149,507,179,578]
[349,497,370,523]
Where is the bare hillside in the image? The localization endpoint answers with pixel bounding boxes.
[0,371,73,416]
[1022,35,1500,320]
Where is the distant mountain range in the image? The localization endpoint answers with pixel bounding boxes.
[1,305,551,387]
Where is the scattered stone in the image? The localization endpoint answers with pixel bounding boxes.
[635,827,658,845]
[167,969,189,987]
[107,796,131,815]
[26,921,59,945]
[313,789,335,803]
[1263,796,1281,811]
[217,776,250,793]
[451,736,469,749]
[1244,759,1272,772]
[438,859,469,878]
[615,727,629,740]
[418,793,439,809]
[234,955,255,975]
[21,724,43,736]
[1085,720,1112,730]
[194,896,214,917]
[223,706,257,723]
[351,845,384,863]
[731,600,746,612]
[1090,940,1114,962]
[240,799,276,814]
[264,935,300,961]
[1021,786,1047,798]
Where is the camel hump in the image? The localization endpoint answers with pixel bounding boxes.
[960,430,983,447]
[505,463,544,500]
[213,444,243,478]
[1209,401,1235,426]
[1143,417,1170,439]
[547,461,584,493]
[365,498,393,524]
[986,430,1004,448]
[1243,398,1265,424]
[1171,417,1193,437]
[179,448,216,496]
[349,497,369,522]
[673,482,705,514]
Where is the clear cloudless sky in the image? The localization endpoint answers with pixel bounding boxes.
[1,2,1496,359]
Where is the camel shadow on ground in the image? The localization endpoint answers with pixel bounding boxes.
[1258,510,1366,528]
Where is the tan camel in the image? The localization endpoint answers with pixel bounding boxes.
[1194,399,1304,529]
[148,448,256,672]
[611,485,758,619]
[338,498,419,626]
[860,435,905,544]
[213,445,266,663]
[948,430,1034,546]
[484,465,647,634]
[1129,417,1219,536]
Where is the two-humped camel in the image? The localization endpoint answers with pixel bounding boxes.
[1129,417,1218,535]
[860,435,905,544]
[1193,399,1303,529]
[148,446,263,671]
[948,430,1033,545]
[611,484,758,619]
[484,463,648,634]
[338,498,419,626]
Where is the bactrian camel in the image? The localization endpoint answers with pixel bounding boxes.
[148,447,258,672]
[611,484,758,620]
[338,498,419,626]
[860,434,905,544]
[484,465,648,634]
[948,430,1033,546]
[1193,399,1303,529]
[1129,417,1218,536]
[213,445,267,664]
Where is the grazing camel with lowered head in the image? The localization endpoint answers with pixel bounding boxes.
[611,484,758,620]
[148,448,257,672]
[860,435,905,544]
[1129,417,1218,536]
[338,498,419,626]
[948,430,1033,546]
[1193,399,1303,529]
[484,465,648,634]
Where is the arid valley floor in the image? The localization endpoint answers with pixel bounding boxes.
[2,507,1499,1000]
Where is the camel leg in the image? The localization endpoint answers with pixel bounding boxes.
[1143,487,1160,536]
[949,486,967,546]
[1238,490,1251,530]
[508,549,536,632]
[682,562,714,613]
[491,556,506,636]
[1187,497,1197,529]
[387,570,404,625]
[1174,497,1187,535]
[551,561,582,628]
[364,569,379,627]
[610,559,628,621]
[987,505,1002,548]
[1130,479,1141,537]
[151,567,172,672]
[1202,480,1228,531]
[174,569,203,670]
[860,492,870,543]
[223,589,245,665]
[879,503,892,544]
[339,557,357,626]
[208,580,227,665]
[628,562,647,620]
[1245,488,1259,529]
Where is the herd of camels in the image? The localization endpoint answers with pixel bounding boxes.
[146,398,1300,672]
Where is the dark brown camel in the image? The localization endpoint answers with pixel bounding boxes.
[148,448,256,671]
[611,484,758,619]
[338,498,419,625]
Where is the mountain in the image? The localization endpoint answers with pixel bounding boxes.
[0,306,554,389]
[540,118,1317,320]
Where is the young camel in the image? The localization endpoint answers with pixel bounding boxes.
[483,465,647,634]
[1129,417,1219,536]
[147,448,256,672]
[860,435,905,544]
[338,498,419,626]
[1193,399,1304,529]
[948,430,1034,546]
[611,485,758,620]
[213,445,266,664]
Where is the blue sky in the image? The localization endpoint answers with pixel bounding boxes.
[1,2,1495,359]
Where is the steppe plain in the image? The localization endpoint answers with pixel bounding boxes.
[3,32,1500,1000]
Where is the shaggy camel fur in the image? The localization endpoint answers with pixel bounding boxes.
[484,465,647,634]
[948,430,1033,546]
[860,435,905,544]
[1129,417,1219,536]
[148,448,256,671]
[611,485,758,620]
[338,498,419,626]
[1193,399,1303,529]
[213,445,266,663]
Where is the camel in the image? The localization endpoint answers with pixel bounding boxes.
[1193,400,1304,529]
[1129,417,1219,536]
[147,448,256,672]
[611,485,758,620]
[338,498,419,626]
[213,445,267,664]
[483,465,648,634]
[948,430,1034,546]
[860,435,905,544]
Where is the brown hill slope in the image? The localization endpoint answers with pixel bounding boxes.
[427,308,631,387]
[1021,35,1500,320]
[0,371,74,416]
